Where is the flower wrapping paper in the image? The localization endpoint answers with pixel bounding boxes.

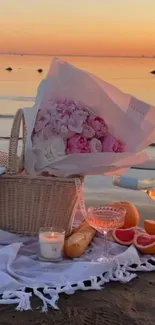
[23,57,155,177]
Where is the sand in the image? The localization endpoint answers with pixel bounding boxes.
[0,272,154,325]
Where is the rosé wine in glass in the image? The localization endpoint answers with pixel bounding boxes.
[86,205,126,262]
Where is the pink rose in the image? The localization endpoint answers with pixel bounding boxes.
[88,138,102,153]
[82,123,95,139]
[68,115,83,133]
[67,109,88,133]
[56,99,77,115]
[55,112,69,125]
[66,135,90,153]
[102,134,125,152]
[56,103,68,115]
[87,115,108,138]
[59,125,76,139]
[50,104,69,125]
[73,110,88,122]
[66,102,77,115]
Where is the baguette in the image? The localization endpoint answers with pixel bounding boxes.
[64,220,96,258]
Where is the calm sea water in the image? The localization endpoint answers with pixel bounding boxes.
[0,55,155,107]
[0,54,155,132]
[0,54,155,217]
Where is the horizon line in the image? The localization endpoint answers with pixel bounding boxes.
[0,53,155,58]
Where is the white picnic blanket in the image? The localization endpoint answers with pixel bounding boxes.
[0,210,154,312]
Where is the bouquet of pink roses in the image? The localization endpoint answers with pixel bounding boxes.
[32,99,125,155]
[23,57,155,177]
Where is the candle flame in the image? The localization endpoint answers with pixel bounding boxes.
[42,232,57,240]
[47,232,57,239]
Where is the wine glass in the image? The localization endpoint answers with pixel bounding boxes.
[86,205,126,262]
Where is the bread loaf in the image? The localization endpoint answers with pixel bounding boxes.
[64,220,96,258]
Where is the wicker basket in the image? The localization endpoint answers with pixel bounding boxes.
[0,151,9,168]
[0,109,83,236]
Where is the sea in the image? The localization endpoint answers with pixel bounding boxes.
[0,54,155,220]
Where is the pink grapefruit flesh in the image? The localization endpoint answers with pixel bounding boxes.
[112,228,135,246]
[134,233,155,254]
[136,234,155,247]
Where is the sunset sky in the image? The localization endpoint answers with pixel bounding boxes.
[0,0,155,57]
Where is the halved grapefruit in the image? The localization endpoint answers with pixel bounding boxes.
[144,219,155,235]
[112,201,140,229]
[112,228,136,246]
[134,233,155,254]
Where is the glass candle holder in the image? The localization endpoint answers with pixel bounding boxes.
[39,227,65,262]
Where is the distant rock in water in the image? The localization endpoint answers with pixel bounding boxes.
[5,67,12,71]
[37,69,43,73]
[150,70,155,74]
[0,114,14,118]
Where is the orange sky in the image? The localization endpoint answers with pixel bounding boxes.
[0,0,155,56]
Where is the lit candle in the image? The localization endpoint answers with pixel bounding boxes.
[39,227,65,261]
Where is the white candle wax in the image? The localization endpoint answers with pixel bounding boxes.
[39,231,64,260]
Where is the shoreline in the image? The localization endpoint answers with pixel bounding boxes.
[1,53,155,58]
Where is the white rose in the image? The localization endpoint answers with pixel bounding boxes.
[44,136,66,162]
[33,136,66,171]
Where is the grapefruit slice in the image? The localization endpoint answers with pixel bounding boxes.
[112,201,140,229]
[144,219,155,235]
[146,189,155,201]
[112,228,136,246]
[134,233,155,254]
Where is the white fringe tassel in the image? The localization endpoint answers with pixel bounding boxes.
[0,289,32,311]
[1,258,155,312]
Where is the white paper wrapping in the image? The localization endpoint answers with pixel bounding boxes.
[23,57,155,177]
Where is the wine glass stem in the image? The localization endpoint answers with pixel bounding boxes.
[103,230,108,257]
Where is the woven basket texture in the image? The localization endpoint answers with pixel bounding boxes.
[0,109,83,235]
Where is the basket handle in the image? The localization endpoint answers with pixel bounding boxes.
[75,178,87,219]
[7,108,25,174]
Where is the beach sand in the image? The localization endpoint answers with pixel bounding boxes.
[0,272,154,324]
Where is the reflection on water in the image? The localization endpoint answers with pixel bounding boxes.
[0,55,154,117]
